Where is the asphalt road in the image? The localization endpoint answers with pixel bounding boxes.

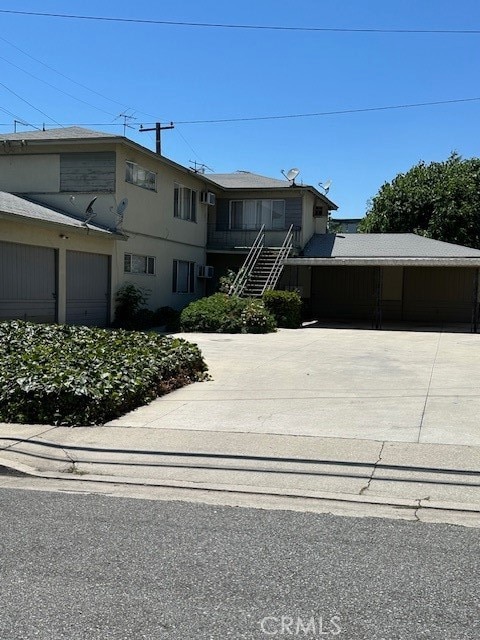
[0,488,478,640]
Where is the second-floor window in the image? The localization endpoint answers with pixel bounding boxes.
[125,161,157,191]
[229,199,285,230]
[174,183,197,222]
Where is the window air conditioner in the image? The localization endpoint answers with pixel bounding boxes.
[200,191,216,206]
[197,265,214,279]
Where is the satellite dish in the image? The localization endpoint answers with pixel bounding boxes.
[319,179,332,195]
[117,198,129,216]
[85,196,98,215]
[281,167,300,185]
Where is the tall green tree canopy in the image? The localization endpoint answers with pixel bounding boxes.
[359,153,480,249]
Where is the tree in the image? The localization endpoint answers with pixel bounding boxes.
[359,153,480,249]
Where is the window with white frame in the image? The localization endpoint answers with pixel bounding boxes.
[124,253,156,275]
[229,199,285,230]
[172,260,195,293]
[125,161,157,191]
[174,182,197,222]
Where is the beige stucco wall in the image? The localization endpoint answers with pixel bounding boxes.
[0,218,115,323]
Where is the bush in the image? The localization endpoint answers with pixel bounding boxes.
[262,290,302,328]
[114,283,150,329]
[180,293,276,334]
[0,321,208,426]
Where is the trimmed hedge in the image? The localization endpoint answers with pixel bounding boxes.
[0,321,208,426]
[262,290,302,328]
[180,293,276,333]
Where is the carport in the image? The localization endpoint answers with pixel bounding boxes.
[284,234,480,330]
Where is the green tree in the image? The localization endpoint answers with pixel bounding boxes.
[359,153,480,249]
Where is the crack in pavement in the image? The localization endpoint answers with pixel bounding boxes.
[359,441,385,495]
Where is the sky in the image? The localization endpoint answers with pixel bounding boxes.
[0,1,480,218]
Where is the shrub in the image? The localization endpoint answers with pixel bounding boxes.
[114,283,150,329]
[0,321,208,426]
[262,290,302,328]
[241,299,277,333]
[180,293,276,334]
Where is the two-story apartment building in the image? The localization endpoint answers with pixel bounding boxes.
[0,127,221,325]
[0,126,338,325]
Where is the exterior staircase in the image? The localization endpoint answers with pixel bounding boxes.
[229,225,294,298]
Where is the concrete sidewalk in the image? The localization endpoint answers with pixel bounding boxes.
[1,327,479,525]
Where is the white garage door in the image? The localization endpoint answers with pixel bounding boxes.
[66,250,110,326]
[0,240,57,323]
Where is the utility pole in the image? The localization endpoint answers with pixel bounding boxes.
[139,122,174,155]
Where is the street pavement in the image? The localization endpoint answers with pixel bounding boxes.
[0,488,478,640]
[1,327,479,526]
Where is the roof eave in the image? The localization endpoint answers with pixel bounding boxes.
[0,210,124,240]
[286,257,480,266]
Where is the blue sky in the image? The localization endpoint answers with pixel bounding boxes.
[1,1,480,218]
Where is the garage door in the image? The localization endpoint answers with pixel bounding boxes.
[0,240,56,322]
[403,267,475,323]
[66,250,110,326]
[311,266,377,320]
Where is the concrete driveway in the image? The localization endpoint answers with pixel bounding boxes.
[107,326,480,446]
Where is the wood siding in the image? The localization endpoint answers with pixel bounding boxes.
[403,267,475,322]
[66,250,110,326]
[0,240,56,322]
[311,266,377,320]
[60,152,116,193]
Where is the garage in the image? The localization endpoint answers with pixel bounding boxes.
[66,250,110,326]
[286,233,480,329]
[0,240,57,322]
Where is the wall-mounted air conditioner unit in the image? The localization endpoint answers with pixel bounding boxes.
[200,191,216,206]
[197,265,214,279]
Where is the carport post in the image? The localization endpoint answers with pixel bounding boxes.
[372,267,383,330]
[471,268,480,333]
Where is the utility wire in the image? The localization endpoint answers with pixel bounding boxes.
[176,97,480,124]
[0,107,41,130]
[0,9,479,34]
[0,35,166,122]
[1,95,479,131]
[0,54,117,117]
[0,82,62,126]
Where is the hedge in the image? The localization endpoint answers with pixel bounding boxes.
[0,321,208,426]
[180,293,276,333]
[262,290,302,328]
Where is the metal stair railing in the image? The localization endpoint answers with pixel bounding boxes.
[228,225,265,296]
[260,225,294,295]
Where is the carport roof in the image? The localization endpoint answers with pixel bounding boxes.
[0,191,118,237]
[286,233,480,267]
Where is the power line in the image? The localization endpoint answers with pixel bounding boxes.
[1,9,480,35]
[0,35,166,122]
[0,82,62,126]
[0,95,479,132]
[0,54,117,117]
[175,97,480,124]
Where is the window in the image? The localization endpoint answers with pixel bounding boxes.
[124,253,155,275]
[172,260,195,293]
[125,161,156,191]
[229,199,285,230]
[174,182,197,222]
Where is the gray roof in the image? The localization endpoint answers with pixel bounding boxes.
[302,233,480,258]
[1,126,117,141]
[206,171,290,189]
[0,191,114,235]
